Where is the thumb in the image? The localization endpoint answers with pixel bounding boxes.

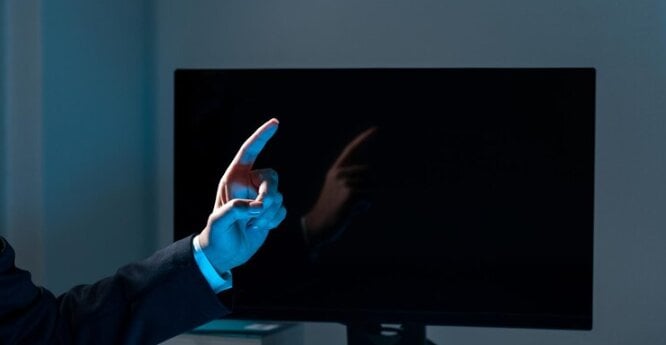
[208,199,264,230]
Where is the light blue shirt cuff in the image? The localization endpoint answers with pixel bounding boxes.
[192,234,233,294]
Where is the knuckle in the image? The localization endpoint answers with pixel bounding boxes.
[277,211,287,224]
[264,168,278,178]
[274,193,284,205]
[261,168,279,184]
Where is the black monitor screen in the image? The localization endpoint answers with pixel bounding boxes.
[174,68,594,330]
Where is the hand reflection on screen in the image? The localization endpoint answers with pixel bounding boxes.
[302,126,378,249]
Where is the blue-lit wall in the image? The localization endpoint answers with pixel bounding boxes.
[0,1,5,240]
[40,0,154,294]
[154,1,666,344]
[1,0,157,301]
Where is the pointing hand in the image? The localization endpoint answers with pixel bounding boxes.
[198,118,287,274]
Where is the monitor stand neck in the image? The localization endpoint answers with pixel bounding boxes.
[345,322,436,345]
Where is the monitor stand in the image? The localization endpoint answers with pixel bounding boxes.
[346,323,437,345]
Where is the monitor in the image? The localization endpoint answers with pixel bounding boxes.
[174,68,595,337]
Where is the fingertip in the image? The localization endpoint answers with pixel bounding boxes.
[255,120,279,145]
[265,121,279,135]
[263,118,279,132]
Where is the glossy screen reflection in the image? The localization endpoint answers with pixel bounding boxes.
[174,69,595,329]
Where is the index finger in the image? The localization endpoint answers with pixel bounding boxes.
[231,118,280,169]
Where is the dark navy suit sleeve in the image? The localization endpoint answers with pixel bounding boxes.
[0,235,231,345]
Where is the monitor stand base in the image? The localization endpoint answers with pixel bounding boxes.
[345,323,437,345]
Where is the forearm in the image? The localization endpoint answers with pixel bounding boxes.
[0,236,60,344]
[0,235,231,345]
[59,234,230,344]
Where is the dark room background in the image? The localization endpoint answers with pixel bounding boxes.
[1,1,664,344]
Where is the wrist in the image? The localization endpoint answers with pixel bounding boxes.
[197,236,231,275]
[198,226,211,249]
[193,234,233,293]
